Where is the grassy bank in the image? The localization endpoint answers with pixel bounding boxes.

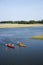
[31,35,43,40]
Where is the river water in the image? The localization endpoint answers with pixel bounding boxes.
[0,27,43,65]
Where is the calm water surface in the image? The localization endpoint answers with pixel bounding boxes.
[0,27,43,65]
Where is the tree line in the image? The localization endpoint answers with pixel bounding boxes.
[0,20,43,24]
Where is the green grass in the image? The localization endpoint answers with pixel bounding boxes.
[31,35,43,40]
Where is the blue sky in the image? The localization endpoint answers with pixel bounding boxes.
[0,0,43,21]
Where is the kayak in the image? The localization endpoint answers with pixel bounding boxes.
[5,43,14,48]
[17,42,26,47]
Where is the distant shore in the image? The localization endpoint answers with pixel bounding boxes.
[0,24,43,28]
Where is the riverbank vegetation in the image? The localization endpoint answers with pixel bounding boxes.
[0,20,43,24]
[31,35,43,40]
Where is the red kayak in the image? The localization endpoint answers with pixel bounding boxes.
[5,43,14,48]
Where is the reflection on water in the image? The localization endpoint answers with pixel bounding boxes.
[0,27,43,65]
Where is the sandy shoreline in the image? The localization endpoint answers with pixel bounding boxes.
[0,24,43,28]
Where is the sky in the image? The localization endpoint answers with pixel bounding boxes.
[0,0,43,21]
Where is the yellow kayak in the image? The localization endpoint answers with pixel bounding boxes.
[17,42,26,47]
